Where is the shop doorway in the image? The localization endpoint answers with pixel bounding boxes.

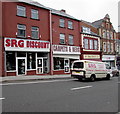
[64,59,70,73]
[36,58,43,74]
[16,57,26,76]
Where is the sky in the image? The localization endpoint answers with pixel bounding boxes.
[34,0,119,32]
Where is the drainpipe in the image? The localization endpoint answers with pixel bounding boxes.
[49,10,53,75]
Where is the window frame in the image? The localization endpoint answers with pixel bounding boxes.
[68,21,73,29]
[17,5,26,17]
[60,33,65,44]
[68,34,74,45]
[31,9,39,20]
[59,18,65,28]
[31,26,39,39]
[17,24,26,38]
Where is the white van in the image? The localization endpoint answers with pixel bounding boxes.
[71,60,111,81]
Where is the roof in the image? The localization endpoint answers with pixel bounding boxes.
[92,19,103,28]
[81,20,97,28]
[51,8,80,21]
[17,0,50,10]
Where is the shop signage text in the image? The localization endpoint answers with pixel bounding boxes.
[83,54,100,59]
[53,45,80,54]
[4,38,50,52]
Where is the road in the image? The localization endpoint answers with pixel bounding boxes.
[1,77,119,113]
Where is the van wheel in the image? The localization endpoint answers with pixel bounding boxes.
[106,74,110,80]
[90,75,95,82]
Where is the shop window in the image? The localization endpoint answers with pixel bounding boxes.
[31,26,39,39]
[59,19,65,28]
[27,53,36,69]
[17,5,26,17]
[6,52,16,71]
[17,24,26,38]
[54,57,64,70]
[31,9,39,19]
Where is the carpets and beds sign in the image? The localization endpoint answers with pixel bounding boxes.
[4,38,50,52]
[53,45,80,54]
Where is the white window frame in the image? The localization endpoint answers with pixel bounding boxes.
[111,43,113,52]
[94,40,98,50]
[31,26,39,39]
[17,24,26,38]
[60,19,65,28]
[107,42,110,52]
[17,5,26,17]
[90,39,93,49]
[68,21,73,29]
[82,26,91,34]
[84,39,88,49]
[60,33,65,44]
[31,9,39,19]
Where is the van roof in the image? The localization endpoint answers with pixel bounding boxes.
[73,60,104,64]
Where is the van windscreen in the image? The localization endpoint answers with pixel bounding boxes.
[73,62,84,69]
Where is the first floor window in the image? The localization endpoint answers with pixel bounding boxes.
[94,40,98,50]
[111,43,113,52]
[90,39,93,49]
[60,33,65,44]
[31,26,39,39]
[27,53,36,69]
[54,57,64,70]
[69,35,74,45]
[107,42,110,52]
[84,39,88,49]
[6,52,16,71]
[31,9,39,19]
[17,24,26,38]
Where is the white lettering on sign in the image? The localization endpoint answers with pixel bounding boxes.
[4,38,50,52]
[53,45,80,55]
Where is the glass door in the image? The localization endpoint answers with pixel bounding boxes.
[16,57,26,76]
[36,58,43,74]
[64,59,70,73]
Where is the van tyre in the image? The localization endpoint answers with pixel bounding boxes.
[90,75,95,82]
[106,74,110,80]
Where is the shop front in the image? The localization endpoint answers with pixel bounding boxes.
[102,55,116,68]
[52,45,81,74]
[4,38,50,76]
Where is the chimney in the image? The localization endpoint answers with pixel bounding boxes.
[60,9,66,13]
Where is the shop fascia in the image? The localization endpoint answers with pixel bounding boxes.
[4,37,50,52]
[52,45,81,55]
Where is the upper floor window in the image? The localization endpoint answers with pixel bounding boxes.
[17,5,26,17]
[68,21,73,29]
[102,30,106,38]
[84,39,88,49]
[17,24,26,38]
[31,26,39,39]
[107,31,110,39]
[69,35,74,45]
[94,40,98,50]
[90,40,93,50]
[110,32,113,39]
[60,33,65,44]
[82,26,91,34]
[31,9,39,19]
[111,43,113,52]
[103,42,106,52]
[59,19,65,28]
[107,42,110,52]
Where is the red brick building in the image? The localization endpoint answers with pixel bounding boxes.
[1,0,51,76]
[51,9,81,75]
[80,20,101,61]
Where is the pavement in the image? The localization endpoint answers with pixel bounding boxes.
[0,74,71,83]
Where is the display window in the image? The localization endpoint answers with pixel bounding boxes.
[6,52,16,71]
[27,53,36,70]
[54,57,64,70]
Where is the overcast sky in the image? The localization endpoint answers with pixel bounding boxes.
[34,0,119,32]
